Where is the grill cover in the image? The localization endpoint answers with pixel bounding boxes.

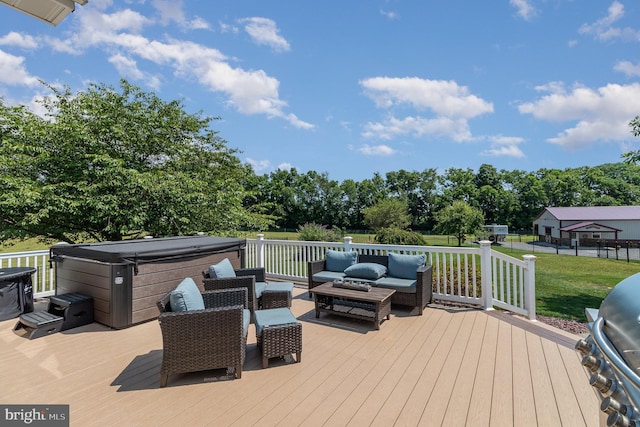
[598,272,640,374]
[50,236,246,265]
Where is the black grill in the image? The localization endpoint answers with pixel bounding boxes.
[576,273,640,427]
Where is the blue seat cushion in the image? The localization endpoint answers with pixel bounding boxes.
[169,277,205,311]
[254,308,298,335]
[313,271,346,283]
[264,282,294,293]
[388,253,426,279]
[243,309,251,337]
[325,250,357,272]
[208,258,237,279]
[255,281,267,298]
[344,262,387,280]
[375,277,417,293]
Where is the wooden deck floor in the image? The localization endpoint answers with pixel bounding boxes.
[1,286,600,426]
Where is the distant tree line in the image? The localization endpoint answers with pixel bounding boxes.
[2,79,640,243]
[245,162,640,234]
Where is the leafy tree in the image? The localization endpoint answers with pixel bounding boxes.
[502,170,545,231]
[434,201,484,246]
[438,167,478,206]
[256,168,303,229]
[339,179,360,229]
[386,168,438,230]
[622,116,640,163]
[363,198,411,231]
[0,79,269,243]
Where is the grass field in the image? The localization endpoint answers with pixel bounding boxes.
[492,246,638,320]
[2,233,632,322]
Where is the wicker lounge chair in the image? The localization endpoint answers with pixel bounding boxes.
[202,267,266,316]
[156,287,249,387]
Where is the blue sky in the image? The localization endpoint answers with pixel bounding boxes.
[1,1,640,182]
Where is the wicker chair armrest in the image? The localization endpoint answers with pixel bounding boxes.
[235,267,266,282]
[415,264,433,303]
[202,288,248,310]
[308,260,327,276]
[157,292,172,313]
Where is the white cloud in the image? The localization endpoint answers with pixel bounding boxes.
[356,144,396,156]
[0,32,38,49]
[482,135,526,158]
[277,162,293,171]
[614,60,640,77]
[239,17,290,52]
[518,82,640,148]
[363,115,472,142]
[39,6,312,129]
[108,53,162,90]
[219,22,239,34]
[246,158,270,172]
[360,77,491,142]
[360,77,493,119]
[579,1,640,41]
[188,17,210,30]
[380,10,398,20]
[0,50,39,86]
[153,0,185,26]
[510,0,537,21]
[152,0,209,30]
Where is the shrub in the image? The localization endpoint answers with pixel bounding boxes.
[374,228,427,245]
[297,223,344,242]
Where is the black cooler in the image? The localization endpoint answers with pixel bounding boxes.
[50,236,246,329]
[0,267,36,321]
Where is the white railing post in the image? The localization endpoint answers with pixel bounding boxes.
[480,240,494,310]
[256,233,265,269]
[344,236,353,252]
[523,254,537,321]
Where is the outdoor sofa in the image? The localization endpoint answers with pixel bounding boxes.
[308,251,432,315]
[156,279,250,387]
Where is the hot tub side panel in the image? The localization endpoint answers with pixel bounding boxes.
[55,257,131,328]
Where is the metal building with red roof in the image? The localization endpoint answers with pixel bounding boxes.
[533,206,640,246]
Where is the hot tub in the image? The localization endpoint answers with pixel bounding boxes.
[50,236,246,328]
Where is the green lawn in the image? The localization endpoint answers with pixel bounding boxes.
[493,246,638,320]
[3,233,633,322]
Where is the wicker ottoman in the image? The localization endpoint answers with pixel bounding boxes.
[254,308,302,369]
[261,282,294,309]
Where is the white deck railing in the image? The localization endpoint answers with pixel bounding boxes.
[1,236,537,319]
[246,235,537,320]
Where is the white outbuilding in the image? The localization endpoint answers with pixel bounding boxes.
[532,206,640,247]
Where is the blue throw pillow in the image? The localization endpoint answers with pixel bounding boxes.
[325,250,357,272]
[344,263,387,280]
[169,277,205,311]
[388,253,426,279]
[208,258,237,279]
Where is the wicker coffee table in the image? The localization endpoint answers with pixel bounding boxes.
[312,282,395,330]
